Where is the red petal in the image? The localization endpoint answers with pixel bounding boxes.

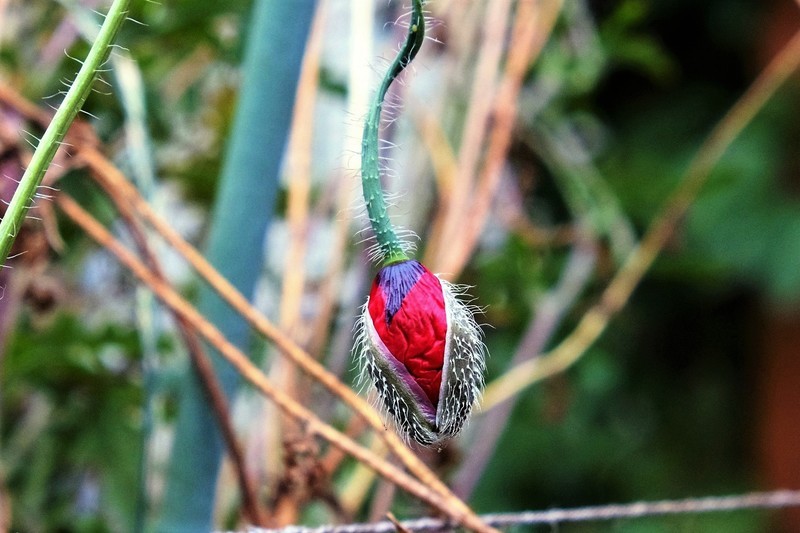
[369,262,447,407]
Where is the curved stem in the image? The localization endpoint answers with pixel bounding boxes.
[360,0,425,264]
[0,0,130,267]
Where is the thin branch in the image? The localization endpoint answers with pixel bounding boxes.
[91,165,268,526]
[481,27,800,411]
[73,146,495,533]
[300,0,376,365]
[55,193,494,533]
[280,0,327,333]
[428,0,511,271]
[432,0,563,276]
[1,79,494,532]
[0,80,268,525]
[0,0,130,267]
[232,490,800,533]
[267,1,330,522]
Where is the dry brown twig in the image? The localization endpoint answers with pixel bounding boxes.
[1,69,495,530]
[428,0,563,276]
[92,169,269,526]
[482,27,800,411]
[60,141,496,531]
[426,0,512,270]
[441,0,563,275]
[71,146,495,532]
[0,84,269,524]
[55,193,496,532]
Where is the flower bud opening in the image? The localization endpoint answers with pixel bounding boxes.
[355,260,486,446]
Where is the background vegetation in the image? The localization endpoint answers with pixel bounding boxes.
[0,0,799,531]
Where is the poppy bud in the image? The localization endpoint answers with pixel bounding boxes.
[355,260,486,446]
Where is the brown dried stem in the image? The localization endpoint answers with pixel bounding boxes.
[71,145,495,532]
[56,193,494,532]
[437,0,563,276]
[1,68,495,530]
[93,170,268,526]
[427,0,512,270]
[0,83,267,524]
[280,0,326,333]
[268,2,329,521]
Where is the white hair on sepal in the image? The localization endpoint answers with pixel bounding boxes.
[352,302,398,428]
[353,299,440,446]
[352,276,486,446]
[351,301,374,392]
[436,278,488,435]
[351,302,409,440]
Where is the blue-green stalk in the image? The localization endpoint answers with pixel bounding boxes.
[0,0,130,267]
[158,1,316,530]
[361,0,425,265]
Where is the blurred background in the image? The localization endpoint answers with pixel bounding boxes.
[1,0,800,531]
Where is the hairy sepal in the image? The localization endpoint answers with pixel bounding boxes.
[436,279,486,438]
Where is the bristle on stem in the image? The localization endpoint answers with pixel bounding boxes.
[360,0,425,266]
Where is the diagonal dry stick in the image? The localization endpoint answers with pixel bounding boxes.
[74,146,495,532]
[0,83,267,524]
[93,164,269,526]
[436,0,563,276]
[428,0,512,271]
[482,27,800,411]
[56,193,496,533]
[0,82,495,533]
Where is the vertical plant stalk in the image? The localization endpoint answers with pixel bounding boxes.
[434,0,562,276]
[430,0,511,270]
[450,0,563,272]
[268,1,328,523]
[301,0,375,367]
[360,0,425,264]
[160,1,316,530]
[0,0,130,267]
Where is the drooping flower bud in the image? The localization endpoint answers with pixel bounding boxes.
[355,260,486,446]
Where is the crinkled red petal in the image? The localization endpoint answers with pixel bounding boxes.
[369,263,447,408]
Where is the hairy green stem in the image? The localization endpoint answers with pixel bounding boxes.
[361,0,425,265]
[0,0,130,267]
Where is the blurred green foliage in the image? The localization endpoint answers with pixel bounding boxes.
[3,314,142,531]
[463,0,798,530]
